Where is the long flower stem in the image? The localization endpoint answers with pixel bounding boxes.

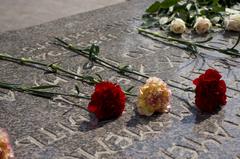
[54,38,197,95]
[0,53,100,85]
[167,82,195,92]
[0,81,91,113]
[0,54,47,66]
[0,81,91,100]
[0,53,136,97]
[55,38,149,79]
[138,28,240,57]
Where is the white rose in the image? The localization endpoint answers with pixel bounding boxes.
[225,14,240,32]
[194,17,212,34]
[170,18,186,34]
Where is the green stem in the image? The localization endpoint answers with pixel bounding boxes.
[0,81,91,113]
[138,28,240,57]
[55,38,149,79]
[28,89,91,99]
[55,38,200,96]
[0,54,47,66]
[21,58,47,66]
[0,53,137,97]
[124,91,138,97]
[167,82,195,92]
[0,81,137,114]
[0,53,99,84]
[49,64,99,84]
[138,28,191,44]
[230,32,240,50]
[0,82,91,100]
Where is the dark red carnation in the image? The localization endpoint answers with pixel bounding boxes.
[193,69,227,113]
[88,81,126,121]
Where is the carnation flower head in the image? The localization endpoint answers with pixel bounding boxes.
[194,17,212,34]
[170,18,186,34]
[137,77,171,116]
[225,14,240,32]
[193,69,227,113]
[0,129,14,159]
[88,81,126,121]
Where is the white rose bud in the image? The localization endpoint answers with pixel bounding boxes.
[170,18,186,34]
[225,14,240,32]
[194,17,212,34]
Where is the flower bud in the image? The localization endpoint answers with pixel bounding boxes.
[194,17,212,34]
[170,18,186,34]
[225,14,240,32]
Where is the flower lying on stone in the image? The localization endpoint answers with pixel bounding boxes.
[88,81,126,121]
[137,77,171,116]
[0,129,14,159]
[170,18,186,34]
[194,17,212,34]
[225,14,240,32]
[193,69,227,113]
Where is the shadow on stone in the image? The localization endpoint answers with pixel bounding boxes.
[78,115,118,132]
[195,107,222,124]
[126,108,163,128]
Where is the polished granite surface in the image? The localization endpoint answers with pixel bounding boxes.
[0,0,240,158]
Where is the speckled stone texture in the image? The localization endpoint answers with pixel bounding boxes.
[0,0,240,159]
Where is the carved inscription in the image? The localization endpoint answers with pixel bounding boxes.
[1,8,239,159]
[0,91,16,102]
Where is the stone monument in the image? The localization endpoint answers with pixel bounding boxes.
[0,0,240,158]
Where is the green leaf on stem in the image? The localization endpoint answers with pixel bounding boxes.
[95,73,103,82]
[54,37,149,80]
[48,63,59,73]
[146,0,181,13]
[146,1,161,13]
[141,14,159,29]
[158,0,181,9]
[84,44,100,61]
[26,91,56,99]
[138,28,240,57]
[0,82,20,90]
[82,76,98,85]
[118,65,132,75]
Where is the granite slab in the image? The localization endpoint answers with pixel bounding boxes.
[0,0,240,158]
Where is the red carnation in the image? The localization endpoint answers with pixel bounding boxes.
[88,81,126,121]
[193,69,227,113]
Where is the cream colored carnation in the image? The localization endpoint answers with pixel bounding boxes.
[194,17,212,34]
[170,18,186,34]
[137,77,171,116]
[0,129,14,159]
[225,14,240,32]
